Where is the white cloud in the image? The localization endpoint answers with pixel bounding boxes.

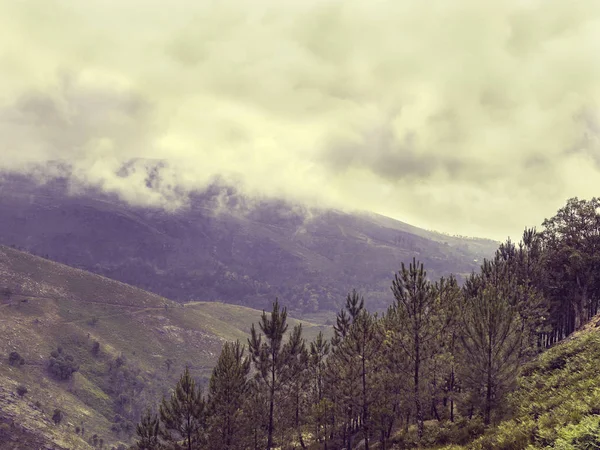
[1,0,600,240]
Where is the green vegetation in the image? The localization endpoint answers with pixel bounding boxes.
[8,351,24,366]
[16,384,28,397]
[206,341,250,448]
[159,367,207,449]
[0,243,328,449]
[130,196,600,450]
[470,326,600,449]
[52,408,63,425]
[4,196,600,449]
[48,347,80,380]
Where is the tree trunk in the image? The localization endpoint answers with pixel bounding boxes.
[296,388,307,449]
[450,365,455,423]
[485,327,493,426]
[267,367,275,450]
[187,414,192,450]
[362,349,370,450]
[414,330,423,439]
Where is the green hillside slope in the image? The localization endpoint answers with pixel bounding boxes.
[460,317,600,450]
[0,245,329,449]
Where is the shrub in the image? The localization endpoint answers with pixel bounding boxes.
[52,409,63,425]
[554,415,600,449]
[391,418,486,449]
[16,385,27,398]
[48,348,79,380]
[91,341,100,356]
[115,355,126,368]
[8,351,24,366]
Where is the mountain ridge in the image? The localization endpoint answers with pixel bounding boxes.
[0,173,498,318]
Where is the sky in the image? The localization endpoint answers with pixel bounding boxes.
[1,0,600,242]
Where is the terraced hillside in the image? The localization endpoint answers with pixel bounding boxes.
[0,245,329,449]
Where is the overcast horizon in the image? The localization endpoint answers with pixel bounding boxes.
[2,0,600,242]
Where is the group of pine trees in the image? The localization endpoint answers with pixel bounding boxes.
[132,197,600,449]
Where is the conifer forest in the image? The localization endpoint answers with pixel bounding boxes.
[133,198,600,450]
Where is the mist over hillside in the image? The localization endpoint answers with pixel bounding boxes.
[0,171,497,317]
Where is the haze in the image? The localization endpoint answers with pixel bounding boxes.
[1,0,599,241]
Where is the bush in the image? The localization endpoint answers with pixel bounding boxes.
[16,385,27,398]
[391,418,486,449]
[8,351,24,366]
[554,415,600,449]
[52,409,63,425]
[48,348,79,380]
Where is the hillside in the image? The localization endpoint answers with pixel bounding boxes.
[0,245,328,449]
[437,316,600,450]
[0,173,498,317]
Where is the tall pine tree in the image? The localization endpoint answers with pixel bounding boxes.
[159,367,206,450]
[207,340,251,450]
[459,270,523,425]
[248,298,303,450]
[390,258,440,440]
[134,409,161,450]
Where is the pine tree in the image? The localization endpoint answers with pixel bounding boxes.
[429,275,462,422]
[328,291,383,450]
[326,290,367,448]
[309,331,330,447]
[459,271,523,425]
[377,310,410,447]
[282,324,309,449]
[159,367,206,450]
[541,198,600,335]
[496,230,548,354]
[345,310,384,450]
[207,340,250,450]
[390,258,440,440]
[134,409,161,450]
[243,379,269,450]
[248,298,303,450]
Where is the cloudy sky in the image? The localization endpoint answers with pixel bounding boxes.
[1,0,600,241]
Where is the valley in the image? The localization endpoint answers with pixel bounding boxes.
[0,244,328,449]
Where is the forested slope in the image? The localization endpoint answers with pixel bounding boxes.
[129,196,600,450]
[0,173,497,315]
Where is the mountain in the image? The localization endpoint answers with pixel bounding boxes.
[0,173,498,319]
[0,245,328,449]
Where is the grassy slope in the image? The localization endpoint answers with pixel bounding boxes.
[440,317,600,450]
[0,245,330,449]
